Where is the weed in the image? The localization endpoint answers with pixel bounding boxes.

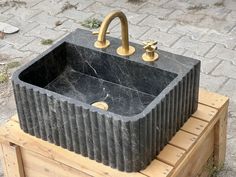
[7,61,21,69]
[0,67,8,83]
[81,18,102,29]
[41,39,54,45]
[187,4,208,11]
[61,1,77,13]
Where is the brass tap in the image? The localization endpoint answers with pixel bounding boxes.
[142,40,159,62]
[93,10,135,56]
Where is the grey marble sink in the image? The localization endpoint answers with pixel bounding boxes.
[12,29,200,172]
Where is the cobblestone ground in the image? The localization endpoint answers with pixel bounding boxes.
[0,0,236,176]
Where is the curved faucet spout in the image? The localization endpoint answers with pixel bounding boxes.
[94,10,135,56]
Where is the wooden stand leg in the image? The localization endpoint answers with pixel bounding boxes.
[214,101,229,167]
[0,142,25,177]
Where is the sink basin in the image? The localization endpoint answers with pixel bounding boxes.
[12,29,200,172]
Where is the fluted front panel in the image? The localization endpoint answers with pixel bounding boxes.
[13,62,200,172]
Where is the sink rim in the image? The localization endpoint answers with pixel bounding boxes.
[12,29,200,122]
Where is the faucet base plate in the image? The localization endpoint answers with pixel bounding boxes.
[142,52,159,62]
[94,40,110,48]
[117,46,135,56]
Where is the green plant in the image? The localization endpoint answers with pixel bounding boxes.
[7,61,21,69]
[41,39,54,45]
[0,67,8,83]
[81,18,102,29]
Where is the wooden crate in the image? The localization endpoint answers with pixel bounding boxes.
[0,88,229,177]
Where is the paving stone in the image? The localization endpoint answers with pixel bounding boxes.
[219,79,236,103]
[6,17,39,34]
[97,0,117,4]
[29,12,66,28]
[172,36,215,56]
[168,24,209,40]
[55,19,82,32]
[123,10,148,25]
[199,73,228,92]
[183,50,221,74]
[194,6,231,20]
[224,0,236,10]
[21,38,53,53]
[76,0,95,10]
[200,30,236,49]
[4,6,41,20]
[212,61,236,79]
[147,0,170,6]
[158,45,186,55]
[199,15,236,34]
[110,23,149,40]
[167,10,205,25]
[58,9,93,23]
[163,0,192,11]
[226,10,236,22]
[0,44,31,59]
[140,28,181,47]
[0,13,13,22]
[26,25,65,40]
[33,0,92,15]
[3,34,35,49]
[111,0,147,12]
[138,3,174,17]
[206,44,236,64]
[25,0,45,8]
[84,2,117,16]
[139,15,175,32]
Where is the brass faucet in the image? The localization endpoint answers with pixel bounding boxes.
[93,10,135,56]
[142,40,159,62]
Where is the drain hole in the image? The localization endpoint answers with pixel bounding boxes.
[91,101,108,111]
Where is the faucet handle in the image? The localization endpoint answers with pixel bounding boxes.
[92,31,110,35]
[142,40,159,62]
[143,40,158,51]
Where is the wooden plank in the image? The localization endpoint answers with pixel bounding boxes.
[169,102,227,177]
[1,142,25,177]
[0,144,9,177]
[157,144,185,166]
[169,131,197,151]
[171,127,214,177]
[140,160,173,177]
[21,148,91,177]
[192,104,218,122]
[214,101,228,167]
[198,88,228,109]
[181,117,208,136]
[0,120,145,177]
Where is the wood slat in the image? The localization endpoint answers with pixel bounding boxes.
[140,160,173,177]
[21,148,91,177]
[192,104,217,122]
[171,130,214,177]
[157,144,185,166]
[1,143,25,177]
[198,88,228,109]
[181,118,208,136]
[169,130,197,151]
[0,120,145,177]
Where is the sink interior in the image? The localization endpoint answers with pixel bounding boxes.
[19,42,177,116]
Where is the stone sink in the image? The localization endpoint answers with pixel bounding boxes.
[12,29,200,172]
